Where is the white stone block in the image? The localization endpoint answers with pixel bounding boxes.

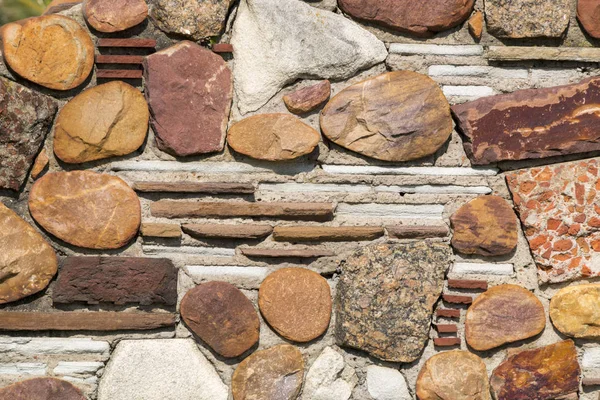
[336,204,444,219]
[322,165,498,176]
[0,363,46,376]
[143,246,236,257]
[452,263,514,276]
[110,161,313,175]
[389,43,483,56]
[429,65,528,79]
[301,347,356,400]
[443,85,495,98]
[375,185,491,195]
[366,365,411,400]
[53,361,104,376]
[185,266,269,288]
[583,348,600,369]
[0,338,109,355]
[62,376,99,385]
[259,183,371,193]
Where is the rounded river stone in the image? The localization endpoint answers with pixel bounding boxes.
[180,281,259,358]
[84,0,148,32]
[550,283,600,339]
[0,377,86,400]
[258,267,331,342]
[28,171,141,249]
[320,71,452,162]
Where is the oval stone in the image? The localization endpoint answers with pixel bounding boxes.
[228,114,320,161]
[465,284,546,351]
[84,0,148,32]
[54,81,149,164]
[578,0,600,38]
[0,377,86,399]
[258,267,331,342]
[28,171,141,249]
[232,344,304,400]
[1,15,94,90]
[320,71,452,162]
[180,281,259,358]
[0,203,57,304]
[550,283,600,339]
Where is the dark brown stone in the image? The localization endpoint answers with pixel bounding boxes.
[97,38,156,47]
[144,41,232,156]
[183,224,273,240]
[84,0,147,32]
[52,257,177,305]
[96,70,143,79]
[273,226,383,242]
[452,77,600,165]
[0,378,86,400]
[180,281,259,358]
[283,80,331,114]
[386,225,449,239]
[241,248,335,258]
[578,0,600,38]
[133,181,255,194]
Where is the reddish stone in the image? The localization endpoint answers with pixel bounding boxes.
[442,294,472,305]
[578,0,600,38]
[433,337,461,347]
[447,279,488,290]
[0,378,86,399]
[283,80,331,114]
[435,324,458,333]
[212,43,233,53]
[436,309,460,318]
[387,225,449,239]
[84,0,148,32]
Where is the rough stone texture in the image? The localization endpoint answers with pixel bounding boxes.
[468,10,484,40]
[550,284,600,339]
[465,284,546,351]
[335,241,451,362]
[180,281,259,358]
[386,225,449,239]
[149,0,234,40]
[490,340,580,400]
[506,159,600,283]
[259,268,331,342]
[53,81,149,163]
[231,0,387,113]
[0,78,57,191]
[84,0,148,32]
[338,0,474,37]
[228,114,320,161]
[416,350,491,400]
[302,347,357,400]
[0,377,86,399]
[183,224,272,239]
[1,15,94,90]
[321,71,453,162]
[484,0,570,38]
[28,171,141,249]
[231,344,304,400]
[241,248,335,258]
[52,257,177,305]
[578,0,600,38]
[273,226,384,242]
[366,366,411,400]
[0,203,57,304]
[450,195,518,256]
[452,77,600,165]
[31,149,49,180]
[98,339,228,400]
[283,80,331,114]
[144,41,232,156]
[133,181,255,194]
[141,223,182,238]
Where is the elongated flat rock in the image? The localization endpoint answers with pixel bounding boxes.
[141,223,182,238]
[550,284,600,339]
[0,378,86,400]
[84,0,147,32]
[183,224,272,239]
[321,71,453,162]
[133,181,255,194]
[241,248,335,258]
[273,226,383,242]
[452,77,600,165]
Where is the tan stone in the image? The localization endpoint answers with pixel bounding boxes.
[0,203,57,304]
[31,149,49,179]
[283,80,330,114]
[468,11,484,40]
[54,81,149,163]
[0,377,86,399]
[182,224,272,240]
[84,0,148,32]
[550,284,600,339]
[141,223,182,238]
[1,15,94,90]
[273,226,383,242]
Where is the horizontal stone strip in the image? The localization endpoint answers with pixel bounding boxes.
[375,185,491,195]
[53,362,104,375]
[185,266,269,289]
[259,183,492,195]
[141,223,182,238]
[336,204,443,219]
[387,225,449,239]
[322,165,498,176]
[240,248,335,258]
[0,338,109,355]
[583,348,600,368]
[95,55,145,64]
[212,43,234,53]
[436,309,460,318]
[96,69,143,79]
[273,226,384,242]
[142,245,236,257]
[487,46,600,62]
[133,181,255,194]
[452,262,514,276]
[435,324,458,333]
[0,363,46,375]
[447,279,488,290]
[428,65,529,79]
[433,337,461,347]
[442,294,473,305]
[182,223,273,239]
[389,43,483,56]
[62,376,98,385]
[442,85,495,98]
[582,377,600,386]
[111,161,313,175]
[259,183,371,193]
[97,38,156,48]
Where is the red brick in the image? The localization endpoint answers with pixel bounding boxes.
[442,294,472,305]
[436,309,461,318]
[434,337,461,347]
[435,324,458,333]
[447,279,488,290]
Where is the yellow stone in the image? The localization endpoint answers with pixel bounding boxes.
[550,283,600,339]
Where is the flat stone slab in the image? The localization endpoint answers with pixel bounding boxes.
[485,0,570,38]
[133,181,255,194]
[273,226,383,242]
[183,224,272,240]
[140,223,182,238]
[0,377,86,399]
[84,0,147,32]
[550,283,600,339]
[283,80,331,114]
[241,248,335,258]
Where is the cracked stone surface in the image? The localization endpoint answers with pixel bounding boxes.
[301,347,357,400]
[366,366,411,400]
[0,378,86,399]
[550,283,600,339]
[84,0,148,32]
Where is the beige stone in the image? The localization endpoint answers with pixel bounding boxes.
[550,284,600,339]
[31,149,49,179]
[84,0,148,32]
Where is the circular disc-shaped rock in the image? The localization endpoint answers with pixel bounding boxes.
[578,0,600,38]
[228,114,320,161]
[416,350,491,400]
[180,281,260,358]
[232,344,304,400]
[550,283,600,339]
[0,377,86,399]
[466,284,546,351]
[259,267,331,342]
[29,171,141,249]
[1,15,94,90]
[320,71,452,162]
[54,81,149,164]
[84,0,148,32]
[0,203,57,304]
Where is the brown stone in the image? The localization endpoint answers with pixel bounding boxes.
[320,71,453,162]
[273,226,383,242]
[435,324,458,333]
[416,350,491,400]
[338,0,474,37]
[141,223,182,238]
[84,0,148,32]
[144,41,232,156]
[468,10,484,40]
[437,309,461,318]
[578,0,600,38]
[550,283,600,339]
[241,248,335,258]
[97,38,156,47]
[0,378,86,400]
[452,77,600,165]
[1,15,94,90]
[490,340,580,400]
[53,81,149,163]
[386,225,449,239]
[28,171,141,249]
[450,195,518,256]
[231,344,304,400]
[52,257,177,305]
[283,80,331,114]
[31,149,49,180]
[447,279,488,290]
[0,203,57,304]
[465,284,546,351]
[228,114,320,161]
[183,224,272,240]
[443,294,473,305]
[44,0,81,14]
[433,337,461,347]
[133,181,255,194]
[96,69,143,79]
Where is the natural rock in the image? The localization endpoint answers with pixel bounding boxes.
[0,78,57,190]
[141,223,182,238]
[484,0,570,38]
[465,284,545,351]
[241,248,335,258]
[302,347,357,400]
[231,344,304,400]
[28,171,141,249]
[416,350,491,400]
[133,181,255,194]
[144,41,232,156]
[450,195,518,256]
[150,0,234,40]
[44,0,82,14]
[53,81,149,163]
[98,339,228,400]
[321,71,453,162]
[31,149,49,179]
[259,267,331,342]
[84,0,148,32]
[231,0,387,113]
[335,241,451,362]
[550,283,600,339]
[228,114,320,161]
[273,226,384,242]
[283,80,331,114]
[0,377,86,399]
[490,340,580,400]
[578,0,600,38]
[386,225,448,239]
[1,15,94,90]
[338,0,474,37]
[180,281,259,358]
[468,10,484,40]
[0,203,57,304]
[183,224,272,239]
[366,366,411,400]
